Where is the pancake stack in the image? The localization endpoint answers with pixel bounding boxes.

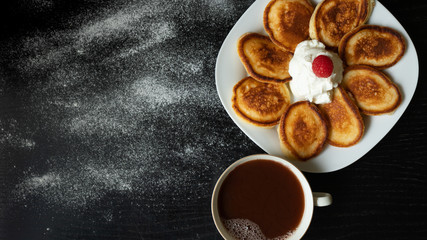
[230,0,406,161]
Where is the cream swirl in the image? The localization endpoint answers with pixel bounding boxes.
[289,40,343,104]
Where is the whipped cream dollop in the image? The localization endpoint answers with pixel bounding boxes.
[289,40,343,104]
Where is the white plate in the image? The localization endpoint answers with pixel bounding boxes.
[215,0,419,173]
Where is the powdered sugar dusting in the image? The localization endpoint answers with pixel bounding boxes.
[3,0,252,215]
[131,76,189,106]
[77,10,141,43]
[0,119,36,151]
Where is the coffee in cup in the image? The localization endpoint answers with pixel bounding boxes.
[211,154,332,240]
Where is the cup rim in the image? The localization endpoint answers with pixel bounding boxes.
[211,154,314,240]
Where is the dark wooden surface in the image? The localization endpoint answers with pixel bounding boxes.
[1,0,426,239]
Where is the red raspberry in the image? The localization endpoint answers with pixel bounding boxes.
[312,55,334,78]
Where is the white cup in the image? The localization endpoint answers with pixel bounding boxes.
[211,154,332,240]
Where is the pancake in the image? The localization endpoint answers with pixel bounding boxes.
[232,77,291,127]
[309,0,375,49]
[278,101,327,160]
[318,86,364,147]
[341,65,401,115]
[263,0,314,52]
[339,25,406,69]
[237,33,293,83]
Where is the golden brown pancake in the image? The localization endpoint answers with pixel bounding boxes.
[232,77,291,127]
[339,25,406,69]
[237,33,293,83]
[263,0,314,52]
[278,101,327,160]
[318,86,364,147]
[341,65,401,115]
[309,0,375,49]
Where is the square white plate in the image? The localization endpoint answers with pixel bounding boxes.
[215,0,419,173]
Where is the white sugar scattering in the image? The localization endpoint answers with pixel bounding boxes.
[0,119,36,151]
[16,0,54,13]
[14,138,228,209]
[131,76,188,106]
[78,10,141,42]
[203,0,237,16]
[8,0,249,214]
[22,172,61,190]
[151,21,177,43]
[119,20,177,58]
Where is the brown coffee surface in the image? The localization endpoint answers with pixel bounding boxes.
[218,159,305,239]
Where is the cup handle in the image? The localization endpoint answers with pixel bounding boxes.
[312,192,332,207]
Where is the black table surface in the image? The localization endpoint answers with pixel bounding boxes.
[1,0,426,239]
